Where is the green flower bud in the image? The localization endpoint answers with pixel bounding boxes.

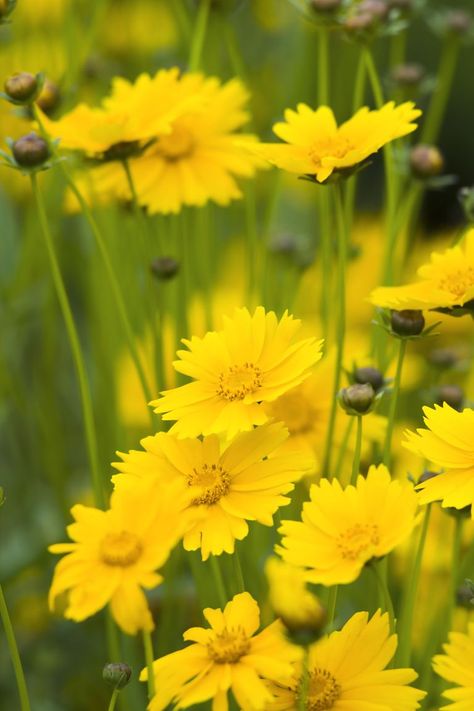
[458,186,474,223]
[390,309,425,337]
[4,72,39,104]
[358,0,390,19]
[339,383,375,415]
[102,141,140,162]
[456,580,474,609]
[150,256,180,280]
[12,132,50,168]
[36,79,61,115]
[435,384,464,411]
[283,604,328,647]
[391,63,425,88]
[428,348,458,370]
[103,663,132,689]
[353,366,385,393]
[410,144,444,179]
[445,10,472,35]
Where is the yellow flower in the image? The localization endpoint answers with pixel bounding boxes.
[48,479,191,634]
[404,403,474,516]
[265,557,325,633]
[113,422,312,560]
[254,101,421,183]
[433,622,474,709]
[266,610,425,710]
[370,229,474,310]
[140,592,299,711]
[277,465,419,585]
[151,307,323,438]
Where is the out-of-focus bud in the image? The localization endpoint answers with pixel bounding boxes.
[12,133,50,168]
[150,256,180,281]
[102,141,140,162]
[391,63,425,88]
[353,366,385,393]
[270,232,299,256]
[445,9,472,35]
[458,186,474,223]
[428,348,458,370]
[417,469,440,485]
[36,79,61,115]
[358,0,390,19]
[435,384,464,411]
[4,72,39,104]
[344,11,378,33]
[409,144,444,179]
[456,580,474,609]
[0,0,16,22]
[103,663,132,689]
[310,0,342,13]
[339,383,375,415]
[390,309,425,337]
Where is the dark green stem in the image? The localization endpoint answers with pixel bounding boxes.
[0,585,31,711]
[382,338,407,466]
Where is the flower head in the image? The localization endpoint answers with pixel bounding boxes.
[254,101,421,183]
[277,464,419,585]
[404,403,474,516]
[266,610,425,710]
[48,479,192,634]
[140,592,299,711]
[433,622,474,709]
[151,307,323,438]
[113,422,312,560]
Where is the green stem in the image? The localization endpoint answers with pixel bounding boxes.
[350,416,363,486]
[382,338,407,467]
[209,556,228,608]
[344,52,367,227]
[333,418,354,481]
[30,172,105,508]
[421,37,460,145]
[0,585,31,711]
[107,688,120,711]
[396,504,432,666]
[326,586,338,627]
[317,29,329,104]
[244,184,259,307]
[370,561,395,632]
[188,0,211,71]
[233,550,246,594]
[298,646,310,711]
[142,629,156,700]
[447,517,464,632]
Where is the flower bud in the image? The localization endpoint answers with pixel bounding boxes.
[445,10,472,35]
[150,256,180,280]
[4,72,39,104]
[310,0,342,13]
[12,132,50,168]
[410,144,444,179]
[417,469,440,485]
[339,383,375,415]
[390,309,425,337]
[343,11,377,33]
[102,141,140,162]
[428,347,458,370]
[0,0,16,21]
[103,662,132,689]
[391,63,425,87]
[358,0,389,19]
[456,580,474,609]
[282,603,327,647]
[458,186,474,223]
[435,384,464,411]
[36,79,61,115]
[353,366,385,393]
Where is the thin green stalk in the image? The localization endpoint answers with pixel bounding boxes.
[0,585,31,711]
[421,37,460,144]
[321,182,347,477]
[31,172,105,508]
[447,517,464,632]
[107,688,120,711]
[210,556,228,608]
[317,29,329,104]
[317,28,331,341]
[244,185,259,307]
[233,550,246,594]
[298,646,310,711]
[344,52,367,227]
[350,416,363,486]
[326,586,338,627]
[333,418,354,481]
[396,504,432,666]
[382,338,407,466]
[370,561,395,632]
[188,0,212,71]
[142,629,156,699]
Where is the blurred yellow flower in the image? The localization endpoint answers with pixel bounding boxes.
[265,556,325,633]
[433,622,474,709]
[277,464,419,585]
[140,592,299,711]
[113,422,312,561]
[254,101,421,183]
[152,306,323,438]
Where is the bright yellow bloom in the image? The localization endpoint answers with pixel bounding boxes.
[140,592,299,711]
[265,557,325,632]
[433,622,474,709]
[371,229,474,310]
[48,479,191,634]
[113,422,312,560]
[151,307,323,438]
[254,101,421,183]
[405,403,474,516]
[277,465,419,585]
[266,610,425,710]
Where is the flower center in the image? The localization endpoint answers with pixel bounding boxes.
[100,531,143,567]
[207,627,251,664]
[216,363,263,401]
[268,390,316,435]
[336,523,380,561]
[437,268,474,300]
[302,668,341,711]
[156,125,195,161]
[187,463,231,505]
[309,136,354,164]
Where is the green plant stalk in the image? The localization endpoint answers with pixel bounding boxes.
[350,416,363,486]
[326,586,338,627]
[333,418,354,481]
[382,338,407,467]
[344,51,367,227]
[188,0,212,71]
[298,646,310,711]
[396,504,432,667]
[244,184,259,307]
[233,549,246,594]
[31,172,105,508]
[421,37,460,145]
[370,561,395,632]
[142,629,156,699]
[210,556,228,608]
[322,182,347,478]
[107,688,120,711]
[317,28,331,342]
[447,517,464,632]
[0,584,31,711]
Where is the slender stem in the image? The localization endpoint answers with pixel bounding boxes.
[421,37,460,145]
[447,517,464,632]
[142,629,156,699]
[298,646,310,711]
[188,0,211,71]
[30,172,105,508]
[370,561,395,632]
[344,52,367,227]
[107,688,120,711]
[321,182,347,477]
[0,585,31,711]
[209,556,228,608]
[317,29,329,104]
[382,338,407,466]
[396,504,432,666]
[350,416,363,486]
[233,550,246,594]
[244,184,259,307]
[333,418,354,481]
[326,586,338,627]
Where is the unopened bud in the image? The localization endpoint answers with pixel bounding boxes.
[358,0,389,19]
[445,10,472,35]
[428,348,458,370]
[310,0,342,13]
[4,72,39,103]
[282,603,327,647]
[391,63,425,87]
[456,580,474,608]
[410,144,444,179]
[344,11,377,32]
[0,0,16,21]
[103,662,132,689]
[353,366,385,393]
[339,383,375,415]
[12,132,50,168]
[102,141,140,162]
[435,384,464,411]
[390,309,425,337]
[458,186,474,223]
[36,79,60,115]
[150,256,179,280]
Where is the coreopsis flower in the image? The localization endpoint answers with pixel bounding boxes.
[151,307,323,438]
[140,592,300,711]
[254,101,421,183]
[371,229,474,310]
[48,479,192,634]
[405,403,474,516]
[277,465,419,585]
[266,610,425,710]
[433,622,474,709]
[113,422,312,560]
